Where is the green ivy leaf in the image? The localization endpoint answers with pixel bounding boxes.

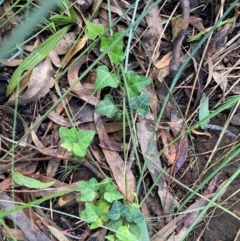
[12,172,55,189]
[199,92,209,129]
[125,71,151,98]
[59,127,95,159]
[100,32,125,63]
[86,21,104,40]
[90,218,103,229]
[77,178,99,202]
[108,200,129,221]
[116,226,137,241]
[128,222,141,238]
[104,184,123,203]
[107,219,124,231]
[129,94,150,116]
[95,65,120,91]
[95,94,121,119]
[81,203,102,223]
[105,234,115,241]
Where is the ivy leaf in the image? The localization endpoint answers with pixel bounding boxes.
[90,218,103,229]
[107,219,124,231]
[125,71,151,98]
[95,65,120,91]
[108,200,129,221]
[96,200,111,221]
[81,203,102,223]
[129,94,150,116]
[100,32,125,63]
[104,184,123,203]
[116,226,137,241]
[199,92,209,129]
[77,178,99,202]
[86,21,104,40]
[105,234,115,241]
[12,172,55,189]
[59,127,95,159]
[128,222,141,238]
[95,94,121,119]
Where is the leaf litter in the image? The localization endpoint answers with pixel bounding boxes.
[0,1,240,241]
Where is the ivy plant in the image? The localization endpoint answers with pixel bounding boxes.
[77,178,144,241]
[85,21,152,118]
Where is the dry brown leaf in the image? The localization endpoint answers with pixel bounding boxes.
[0,192,51,241]
[54,31,77,55]
[207,23,234,56]
[159,129,176,166]
[4,1,18,25]
[158,65,170,82]
[47,225,69,241]
[212,64,228,92]
[14,161,38,175]
[2,228,27,241]
[230,113,240,126]
[143,5,163,61]
[0,177,12,191]
[47,111,72,127]
[49,50,61,67]
[7,72,31,104]
[94,113,135,202]
[62,34,88,67]
[99,140,126,152]
[0,59,21,66]
[155,51,173,69]
[67,55,98,105]
[16,57,54,105]
[171,17,189,41]
[54,193,76,208]
[189,15,205,31]
[137,114,177,214]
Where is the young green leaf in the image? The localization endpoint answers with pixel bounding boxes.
[129,94,150,116]
[95,65,120,91]
[125,71,151,98]
[12,172,55,189]
[116,226,137,241]
[77,178,99,202]
[59,127,95,159]
[100,32,125,64]
[81,203,102,223]
[199,92,209,129]
[104,184,123,203]
[95,94,121,119]
[7,26,70,96]
[105,234,115,241]
[86,21,104,40]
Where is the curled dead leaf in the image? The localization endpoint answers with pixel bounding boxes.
[67,55,98,105]
[54,31,77,55]
[16,57,55,105]
[155,51,173,69]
